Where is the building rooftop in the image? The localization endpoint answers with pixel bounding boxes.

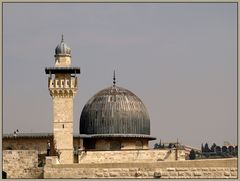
[3,133,156,140]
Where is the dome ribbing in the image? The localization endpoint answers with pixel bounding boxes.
[55,35,71,55]
[79,86,150,136]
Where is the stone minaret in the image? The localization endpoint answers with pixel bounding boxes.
[45,35,80,164]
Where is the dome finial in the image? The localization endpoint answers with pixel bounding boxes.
[61,33,64,42]
[113,70,116,86]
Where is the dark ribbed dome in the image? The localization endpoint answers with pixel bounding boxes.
[79,86,150,136]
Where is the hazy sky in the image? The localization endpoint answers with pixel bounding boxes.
[3,3,237,148]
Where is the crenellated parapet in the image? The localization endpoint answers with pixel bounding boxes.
[48,77,78,89]
[48,77,78,97]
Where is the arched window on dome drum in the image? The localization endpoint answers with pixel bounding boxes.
[110,140,121,150]
[136,141,143,149]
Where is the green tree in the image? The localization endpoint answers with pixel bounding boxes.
[159,139,162,148]
[204,143,210,153]
[201,143,204,153]
[210,143,217,152]
[189,149,196,160]
[154,143,159,149]
[234,146,238,156]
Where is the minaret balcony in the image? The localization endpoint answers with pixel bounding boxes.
[45,67,80,74]
[48,77,78,89]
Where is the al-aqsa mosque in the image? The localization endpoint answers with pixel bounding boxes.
[2,36,237,179]
[44,35,156,163]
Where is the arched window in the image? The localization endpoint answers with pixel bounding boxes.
[136,141,143,149]
[2,171,7,179]
[110,140,121,150]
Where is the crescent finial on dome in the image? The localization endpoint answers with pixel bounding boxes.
[113,70,116,86]
[55,34,71,55]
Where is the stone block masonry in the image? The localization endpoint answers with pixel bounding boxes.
[3,150,237,179]
[52,94,74,164]
[44,157,237,178]
[79,149,186,163]
[3,150,43,178]
[3,137,50,154]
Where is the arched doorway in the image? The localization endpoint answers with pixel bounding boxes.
[2,171,7,179]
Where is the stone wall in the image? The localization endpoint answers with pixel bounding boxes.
[3,138,50,154]
[3,149,237,179]
[44,158,237,178]
[3,150,43,178]
[93,138,149,150]
[79,149,185,163]
[3,136,83,156]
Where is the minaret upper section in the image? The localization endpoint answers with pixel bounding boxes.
[54,34,72,67]
[45,35,80,98]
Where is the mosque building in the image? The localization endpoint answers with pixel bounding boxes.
[2,36,237,179]
[45,34,156,163]
[3,35,158,162]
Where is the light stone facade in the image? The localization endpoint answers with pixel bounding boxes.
[3,138,50,154]
[3,136,82,158]
[52,96,74,164]
[3,150,43,179]
[55,55,71,67]
[44,157,238,179]
[78,149,186,163]
[93,138,149,150]
[120,139,148,150]
[49,76,77,164]
[3,150,238,179]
